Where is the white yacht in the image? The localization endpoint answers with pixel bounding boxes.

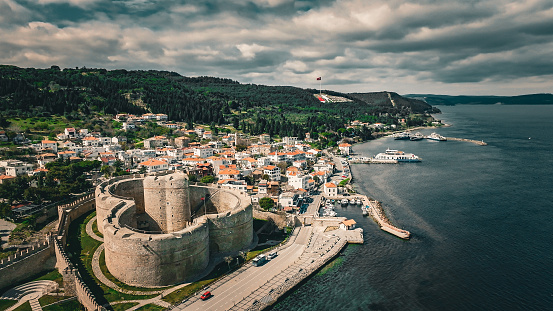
[374,148,421,162]
[356,199,362,205]
[341,199,349,205]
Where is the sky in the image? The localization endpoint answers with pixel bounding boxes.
[1,0,552,96]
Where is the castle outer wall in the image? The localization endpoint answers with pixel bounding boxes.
[97,174,253,287]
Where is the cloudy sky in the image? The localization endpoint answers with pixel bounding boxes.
[1,0,552,95]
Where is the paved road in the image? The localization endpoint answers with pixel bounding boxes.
[178,227,312,311]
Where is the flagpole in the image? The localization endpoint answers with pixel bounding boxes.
[316,77,322,97]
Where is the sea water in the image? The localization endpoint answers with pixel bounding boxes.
[271,105,553,311]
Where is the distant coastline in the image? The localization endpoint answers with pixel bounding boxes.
[405,93,553,106]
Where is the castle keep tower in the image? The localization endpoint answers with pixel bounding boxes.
[143,173,191,233]
[95,172,253,286]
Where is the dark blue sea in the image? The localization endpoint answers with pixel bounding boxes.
[272,105,553,311]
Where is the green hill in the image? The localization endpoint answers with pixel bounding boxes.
[0,65,438,138]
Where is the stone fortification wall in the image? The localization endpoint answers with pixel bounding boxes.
[54,194,106,311]
[111,178,145,213]
[188,186,217,214]
[207,192,253,253]
[253,209,288,229]
[0,239,55,292]
[54,238,105,310]
[143,173,190,233]
[103,213,210,286]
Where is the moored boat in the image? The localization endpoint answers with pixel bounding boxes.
[425,132,447,141]
[393,132,411,140]
[374,148,421,162]
[410,132,424,141]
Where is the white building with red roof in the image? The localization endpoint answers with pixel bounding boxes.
[263,165,281,181]
[339,143,352,156]
[324,182,338,197]
[138,159,169,173]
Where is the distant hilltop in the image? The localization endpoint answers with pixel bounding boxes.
[405,93,553,106]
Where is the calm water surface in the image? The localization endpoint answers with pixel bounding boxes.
[271,105,553,311]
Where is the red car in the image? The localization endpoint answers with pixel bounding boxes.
[200,291,212,300]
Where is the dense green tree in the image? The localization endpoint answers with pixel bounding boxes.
[259,197,274,211]
[200,175,214,183]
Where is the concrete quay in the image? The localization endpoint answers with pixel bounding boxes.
[174,224,362,311]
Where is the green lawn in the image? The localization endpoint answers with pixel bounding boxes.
[38,295,67,307]
[42,298,84,311]
[12,301,31,311]
[8,116,82,135]
[91,219,103,238]
[135,304,166,311]
[35,270,63,288]
[111,302,139,311]
[0,299,17,311]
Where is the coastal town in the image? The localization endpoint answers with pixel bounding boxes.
[0,112,420,311]
[0,111,420,217]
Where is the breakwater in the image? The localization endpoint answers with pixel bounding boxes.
[446,137,487,145]
[365,199,411,240]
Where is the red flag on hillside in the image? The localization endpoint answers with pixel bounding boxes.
[316,77,321,80]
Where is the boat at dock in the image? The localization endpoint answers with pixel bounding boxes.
[356,199,362,205]
[362,206,369,216]
[410,132,424,141]
[425,132,447,141]
[374,148,421,162]
[393,132,411,140]
[341,199,349,206]
[349,199,356,205]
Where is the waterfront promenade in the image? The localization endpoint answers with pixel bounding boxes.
[175,224,361,311]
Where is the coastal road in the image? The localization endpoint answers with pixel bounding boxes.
[178,227,312,311]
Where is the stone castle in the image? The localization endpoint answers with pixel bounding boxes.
[95,172,253,286]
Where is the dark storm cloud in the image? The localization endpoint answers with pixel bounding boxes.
[1,0,552,95]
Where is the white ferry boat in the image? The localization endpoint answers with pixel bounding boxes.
[393,132,411,140]
[426,132,447,141]
[410,132,424,141]
[374,149,421,162]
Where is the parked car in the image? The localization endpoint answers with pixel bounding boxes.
[268,252,278,260]
[200,291,212,300]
